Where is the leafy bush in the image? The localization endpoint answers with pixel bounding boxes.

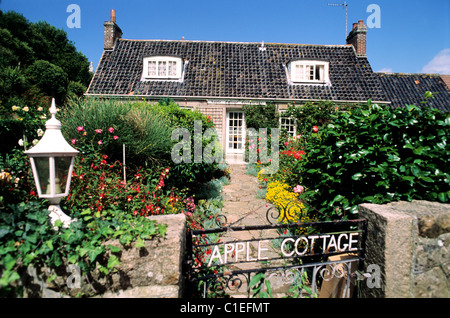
[242,103,279,130]
[284,101,358,135]
[297,101,450,219]
[0,10,91,107]
[152,98,225,188]
[25,60,68,104]
[0,200,166,297]
[61,98,174,169]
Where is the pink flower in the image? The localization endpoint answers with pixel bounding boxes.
[98,140,103,145]
[108,127,114,133]
[293,185,304,193]
[113,135,119,140]
[77,126,84,132]
[71,139,77,145]
[312,126,319,133]
[95,129,102,134]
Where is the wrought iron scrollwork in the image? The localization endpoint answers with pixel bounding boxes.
[214,214,228,227]
[266,197,308,224]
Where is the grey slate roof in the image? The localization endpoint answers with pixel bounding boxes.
[87,39,388,103]
[376,73,450,111]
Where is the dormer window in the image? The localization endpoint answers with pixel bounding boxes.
[143,56,183,80]
[288,60,329,84]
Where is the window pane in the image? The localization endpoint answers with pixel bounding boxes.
[158,61,167,76]
[168,61,177,76]
[308,65,315,80]
[148,61,157,76]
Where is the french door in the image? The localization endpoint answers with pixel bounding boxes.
[226,111,245,155]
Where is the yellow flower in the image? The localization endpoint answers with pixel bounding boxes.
[266,180,310,224]
[11,105,20,111]
[23,106,29,112]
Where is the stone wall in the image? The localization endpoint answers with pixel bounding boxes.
[358,200,449,298]
[21,213,186,298]
[99,213,186,298]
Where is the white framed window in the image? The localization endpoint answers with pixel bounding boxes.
[289,60,329,84]
[279,115,297,138]
[143,56,183,80]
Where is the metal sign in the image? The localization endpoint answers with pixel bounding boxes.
[184,216,368,298]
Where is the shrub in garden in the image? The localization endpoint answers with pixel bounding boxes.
[284,101,358,136]
[61,98,174,169]
[0,200,166,297]
[152,98,225,187]
[297,100,450,219]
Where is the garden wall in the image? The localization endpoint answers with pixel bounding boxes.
[359,200,449,298]
[99,213,187,298]
[22,214,186,298]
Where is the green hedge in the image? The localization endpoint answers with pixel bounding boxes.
[297,101,450,219]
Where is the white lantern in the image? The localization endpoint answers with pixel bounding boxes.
[25,98,79,227]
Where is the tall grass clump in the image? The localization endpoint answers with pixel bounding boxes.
[60,98,174,169]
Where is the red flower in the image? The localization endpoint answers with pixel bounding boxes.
[312,126,319,133]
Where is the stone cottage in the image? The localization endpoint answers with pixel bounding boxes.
[86,10,450,161]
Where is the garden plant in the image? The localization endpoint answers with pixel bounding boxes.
[0,95,230,297]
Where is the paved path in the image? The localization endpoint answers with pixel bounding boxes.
[221,164,269,228]
[219,163,286,296]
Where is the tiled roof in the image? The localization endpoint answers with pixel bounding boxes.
[87,39,388,103]
[375,73,450,111]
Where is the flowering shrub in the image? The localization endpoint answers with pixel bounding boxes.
[265,180,310,224]
[0,100,50,156]
[66,127,192,218]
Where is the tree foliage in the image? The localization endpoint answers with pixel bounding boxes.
[0,10,91,106]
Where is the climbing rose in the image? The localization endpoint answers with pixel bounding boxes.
[312,126,319,133]
[108,127,114,133]
[95,129,102,134]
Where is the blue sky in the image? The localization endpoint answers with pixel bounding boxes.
[1,0,449,74]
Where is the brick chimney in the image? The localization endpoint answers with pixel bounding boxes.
[104,9,122,50]
[346,20,367,57]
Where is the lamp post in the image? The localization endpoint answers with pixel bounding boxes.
[25,98,79,227]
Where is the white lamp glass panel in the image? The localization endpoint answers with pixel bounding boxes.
[55,157,73,195]
[33,157,50,196]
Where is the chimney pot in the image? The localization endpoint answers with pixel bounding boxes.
[346,20,367,57]
[104,10,122,50]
